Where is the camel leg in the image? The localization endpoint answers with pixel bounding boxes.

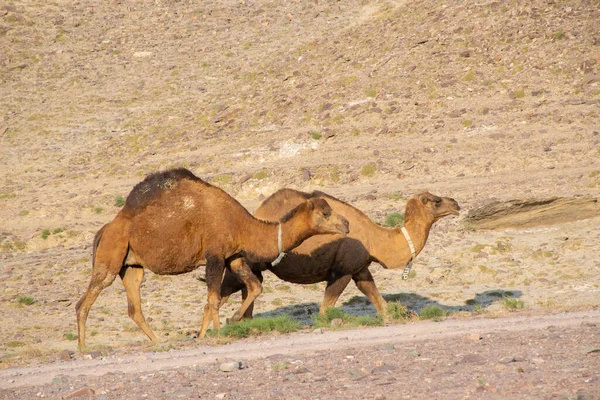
[198,255,225,338]
[119,266,158,343]
[241,271,263,319]
[228,258,262,322]
[353,268,388,322]
[75,219,130,350]
[320,274,352,314]
[218,268,245,310]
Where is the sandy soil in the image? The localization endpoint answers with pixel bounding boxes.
[1,0,599,397]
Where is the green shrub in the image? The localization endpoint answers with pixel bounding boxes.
[214,315,300,338]
[384,212,404,227]
[41,229,51,239]
[386,302,409,321]
[419,305,446,321]
[502,296,524,310]
[64,332,77,341]
[17,296,36,305]
[360,164,376,177]
[114,195,126,207]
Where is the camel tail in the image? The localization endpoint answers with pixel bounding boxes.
[92,224,108,267]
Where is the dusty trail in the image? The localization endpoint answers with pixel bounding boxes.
[1,310,599,394]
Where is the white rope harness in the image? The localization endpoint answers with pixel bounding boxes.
[401,226,417,280]
[271,223,285,266]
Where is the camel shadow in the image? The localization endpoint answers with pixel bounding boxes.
[252,289,523,326]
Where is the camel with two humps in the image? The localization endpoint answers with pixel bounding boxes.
[75,168,349,350]
[219,190,460,322]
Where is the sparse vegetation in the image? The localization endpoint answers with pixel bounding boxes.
[17,296,36,305]
[310,130,322,140]
[383,212,404,227]
[64,332,77,341]
[360,164,376,177]
[114,195,126,207]
[313,307,383,329]
[211,315,301,338]
[252,169,269,180]
[419,305,447,321]
[386,302,410,321]
[41,229,51,239]
[502,296,525,310]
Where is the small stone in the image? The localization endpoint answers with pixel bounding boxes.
[301,169,311,182]
[466,333,482,341]
[312,328,323,334]
[87,351,102,360]
[58,351,73,361]
[237,173,252,185]
[531,358,544,365]
[499,356,516,364]
[133,51,152,58]
[292,366,311,375]
[379,344,395,351]
[219,361,241,372]
[66,387,95,398]
[364,194,377,201]
[407,349,420,357]
[460,354,486,365]
[371,364,399,374]
[330,318,343,327]
[215,393,226,400]
[570,99,586,105]
[459,50,471,57]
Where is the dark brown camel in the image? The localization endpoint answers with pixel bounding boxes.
[219,190,459,322]
[75,169,349,349]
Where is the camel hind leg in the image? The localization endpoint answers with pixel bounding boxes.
[198,254,225,338]
[353,267,388,322]
[320,273,352,315]
[228,258,263,322]
[75,218,130,351]
[119,265,158,343]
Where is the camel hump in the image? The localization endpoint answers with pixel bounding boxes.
[124,168,205,213]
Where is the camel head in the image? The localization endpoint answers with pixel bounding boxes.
[304,197,350,236]
[406,192,460,223]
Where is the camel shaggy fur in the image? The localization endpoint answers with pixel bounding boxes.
[75,169,349,349]
[220,190,459,321]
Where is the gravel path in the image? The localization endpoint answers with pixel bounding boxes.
[1,310,599,399]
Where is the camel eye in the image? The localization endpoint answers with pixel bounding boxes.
[323,210,331,218]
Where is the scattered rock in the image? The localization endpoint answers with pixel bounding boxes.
[570,99,586,105]
[498,356,516,364]
[65,387,95,398]
[58,350,73,361]
[301,169,311,182]
[459,50,471,58]
[466,333,482,341]
[460,354,486,365]
[330,318,343,327]
[371,364,399,374]
[219,361,241,372]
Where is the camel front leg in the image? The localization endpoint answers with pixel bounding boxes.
[119,266,158,343]
[353,267,388,322]
[199,255,225,338]
[228,258,262,322]
[320,273,352,314]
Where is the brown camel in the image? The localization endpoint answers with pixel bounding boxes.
[219,190,459,322]
[75,168,349,349]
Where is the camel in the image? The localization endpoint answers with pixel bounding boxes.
[219,190,460,322]
[75,168,349,350]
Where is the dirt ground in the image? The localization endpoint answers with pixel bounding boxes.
[1,0,600,398]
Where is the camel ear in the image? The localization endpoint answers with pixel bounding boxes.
[420,195,429,205]
[306,199,315,210]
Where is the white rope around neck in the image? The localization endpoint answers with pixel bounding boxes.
[400,226,417,280]
[271,223,285,266]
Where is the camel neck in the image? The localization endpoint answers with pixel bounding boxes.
[367,217,433,270]
[239,210,314,263]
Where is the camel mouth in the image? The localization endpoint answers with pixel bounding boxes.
[337,218,350,236]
